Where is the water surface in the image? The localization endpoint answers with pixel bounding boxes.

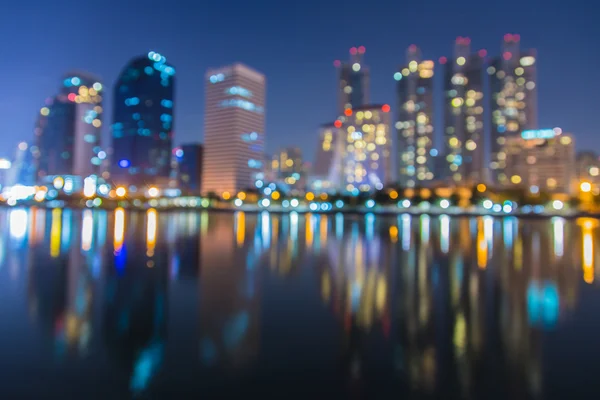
[0,208,599,399]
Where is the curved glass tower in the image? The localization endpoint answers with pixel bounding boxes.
[110,51,175,186]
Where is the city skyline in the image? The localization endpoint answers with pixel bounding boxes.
[1,0,598,164]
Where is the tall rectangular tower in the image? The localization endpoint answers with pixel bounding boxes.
[396,45,435,188]
[489,34,537,186]
[202,63,266,195]
[336,46,370,114]
[442,37,485,185]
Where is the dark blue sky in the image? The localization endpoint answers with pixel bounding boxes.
[1,0,598,162]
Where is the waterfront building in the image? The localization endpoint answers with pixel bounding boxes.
[202,63,265,196]
[110,51,175,186]
[395,45,435,187]
[175,143,204,195]
[489,34,537,186]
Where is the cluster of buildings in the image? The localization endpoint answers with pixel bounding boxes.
[0,35,597,199]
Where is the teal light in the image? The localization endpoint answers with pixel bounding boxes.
[394,72,402,81]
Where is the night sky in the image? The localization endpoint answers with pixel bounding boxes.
[1,0,598,162]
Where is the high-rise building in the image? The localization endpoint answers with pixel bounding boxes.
[36,73,104,183]
[340,104,392,193]
[309,122,344,192]
[110,51,175,186]
[576,151,600,190]
[504,128,574,194]
[335,46,370,114]
[489,34,537,186]
[202,63,265,196]
[175,143,204,195]
[442,37,485,185]
[395,45,435,187]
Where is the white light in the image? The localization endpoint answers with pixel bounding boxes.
[503,204,513,213]
[352,63,361,72]
[552,200,564,210]
[9,209,28,240]
[261,198,270,207]
[83,176,97,198]
[98,184,109,195]
[483,200,493,210]
[0,158,11,170]
[234,198,243,207]
[147,187,160,198]
[530,185,539,194]
[401,199,411,208]
[492,204,502,212]
[290,199,299,208]
[440,199,450,209]
[366,199,375,208]
[264,187,272,196]
[309,202,319,211]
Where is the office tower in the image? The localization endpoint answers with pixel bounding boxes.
[309,122,344,192]
[175,143,204,195]
[271,147,304,189]
[340,104,392,193]
[396,45,435,188]
[110,51,175,186]
[36,73,104,183]
[202,63,265,195]
[489,34,537,186]
[504,128,574,194]
[335,46,370,113]
[576,151,600,190]
[442,37,485,185]
[5,141,38,187]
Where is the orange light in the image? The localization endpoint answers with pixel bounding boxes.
[476,183,486,193]
[305,192,315,201]
[344,108,352,116]
[389,190,399,200]
[334,120,342,128]
[382,104,391,113]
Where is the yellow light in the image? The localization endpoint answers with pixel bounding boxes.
[40,107,50,116]
[78,86,88,96]
[92,119,102,128]
[115,187,127,197]
[271,191,280,200]
[402,68,410,76]
[560,136,572,145]
[451,98,463,108]
[53,176,64,190]
[389,226,398,243]
[511,175,522,184]
[581,182,592,193]
[389,190,398,200]
[147,187,160,198]
[476,184,486,193]
[465,140,477,151]
[305,192,315,201]
[582,219,594,284]
[114,207,125,254]
[50,208,62,258]
[364,111,372,119]
[146,208,157,257]
[236,211,246,247]
[237,192,246,200]
[408,61,418,72]
[590,167,599,177]
[285,159,293,167]
[456,57,466,66]
[449,137,459,148]
[222,191,231,200]
[272,160,279,169]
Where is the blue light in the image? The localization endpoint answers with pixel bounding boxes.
[255,180,263,188]
[132,113,141,120]
[161,99,173,108]
[119,159,131,168]
[144,66,154,75]
[430,149,438,157]
[248,159,262,169]
[453,155,463,166]
[394,72,402,81]
[125,97,140,106]
[64,78,72,87]
[160,114,172,122]
[175,149,184,158]
[250,132,258,140]
[522,129,556,140]
[335,200,344,208]
[219,99,263,113]
[292,173,300,180]
[226,86,253,98]
[366,199,375,208]
[71,77,81,86]
[498,125,506,133]
[264,187,272,196]
[209,73,225,84]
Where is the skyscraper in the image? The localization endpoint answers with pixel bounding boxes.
[340,104,392,193]
[110,51,175,186]
[271,147,304,190]
[36,73,104,183]
[396,45,435,187]
[335,46,370,114]
[202,63,265,196]
[309,122,344,192]
[489,34,537,186]
[442,37,485,185]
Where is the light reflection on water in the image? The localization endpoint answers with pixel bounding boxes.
[0,208,599,398]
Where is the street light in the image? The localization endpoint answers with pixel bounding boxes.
[147,187,160,198]
[115,187,127,198]
[580,182,592,193]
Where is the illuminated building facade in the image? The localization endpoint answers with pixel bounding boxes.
[271,147,304,190]
[576,151,600,190]
[175,143,204,195]
[36,73,104,181]
[202,63,265,195]
[335,46,370,114]
[309,123,343,192]
[504,128,575,194]
[396,45,435,187]
[489,34,537,186]
[442,37,485,184]
[110,52,175,186]
[340,104,392,193]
